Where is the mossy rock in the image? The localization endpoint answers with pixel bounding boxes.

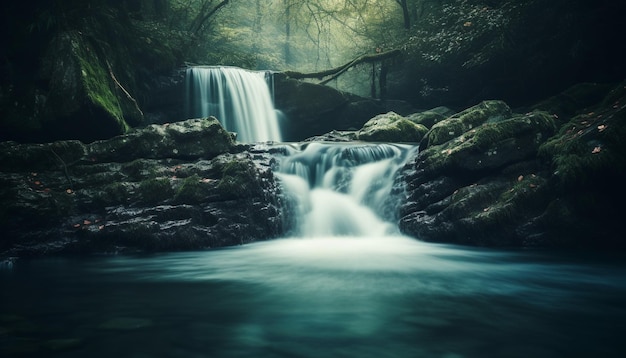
[531,82,614,118]
[421,100,512,149]
[41,31,136,140]
[419,111,557,175]
[138,178,175,205]
[216,157,262,199]
[87,117,234,162]
[406,106,454,129]
[101,182,132,205]
[174,174,212,204]
[357,112,429,142]
[0,141,86,172]
[539,82,626,187]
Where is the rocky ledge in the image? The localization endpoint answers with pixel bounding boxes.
[0,118,288,257]
[395,82,626,248]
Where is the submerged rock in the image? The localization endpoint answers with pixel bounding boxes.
[0,118,288,257]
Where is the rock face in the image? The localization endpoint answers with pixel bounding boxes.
[0,118,288,257]
[273,73,417,141]
[3,31,145,143]
[396,83,626,248]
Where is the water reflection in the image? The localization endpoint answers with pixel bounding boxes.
[2,238,626,357]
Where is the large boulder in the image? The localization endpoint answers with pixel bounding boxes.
[396,82,626,248]
[41,31,143,142]
[0,118,289,257]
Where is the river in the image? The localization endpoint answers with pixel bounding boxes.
[2,238,626,357]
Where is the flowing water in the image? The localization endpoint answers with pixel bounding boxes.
[275,142,414,237]
[2,141,626,357]
[2,241,626,357]
[185,67,282,142]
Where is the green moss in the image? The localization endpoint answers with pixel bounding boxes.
[359,118,428,142]
[102,182,130,205]
[471,111,556,150]
[539,99,626,187]
[216,160,259,199]
[425,118,465,147]
[138,178,174,205]
[407,109,450,129]
[447,183,502,217]
[424,101,513,148]
[121,159,157,181]
[175,174,211,204]
[76,41,130,134]
[453,100,511,126]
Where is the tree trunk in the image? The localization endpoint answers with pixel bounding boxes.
[379,62,388,100]
[397,0,411,29]
[284,1,292,65]
[371,63,377,98]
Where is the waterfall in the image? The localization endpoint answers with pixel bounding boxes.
[276,142,415,237]
[185,66,282,143]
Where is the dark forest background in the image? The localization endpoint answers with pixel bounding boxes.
[1,0,625,142]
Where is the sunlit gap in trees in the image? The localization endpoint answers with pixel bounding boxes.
[194,0,414,97]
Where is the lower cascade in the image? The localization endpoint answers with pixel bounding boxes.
[185,66,282,143]
[275,142,416,237]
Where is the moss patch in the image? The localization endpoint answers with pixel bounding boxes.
[358,112,429,142]
[174,174,212,204]
[423,100,512,148]
[138,178,174,205]
[216,159,260,199]
[419,111,557,175]
[539,83,626,187]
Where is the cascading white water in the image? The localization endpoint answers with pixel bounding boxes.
[185,67,413,237]
[276,142,416,237]
[185,66,282,143]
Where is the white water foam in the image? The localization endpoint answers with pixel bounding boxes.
[276,142,415,238]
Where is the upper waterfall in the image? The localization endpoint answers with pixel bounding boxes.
[185,66,282,143]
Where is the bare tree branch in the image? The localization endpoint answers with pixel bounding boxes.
[282,49,402,84]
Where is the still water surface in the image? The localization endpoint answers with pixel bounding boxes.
[2,236,626,357]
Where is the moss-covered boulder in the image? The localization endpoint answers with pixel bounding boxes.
[397,83,626,248]
[418,111,557,175]
[420,100,512,149]
[87,117,234,162]
[0,119,287,257]
[38,31,144,142]
[406,107,454,129]
[357,112,428,143]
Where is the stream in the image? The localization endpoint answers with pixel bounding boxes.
[2,240,626,357]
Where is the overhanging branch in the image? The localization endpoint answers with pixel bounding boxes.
[282,49,402,85]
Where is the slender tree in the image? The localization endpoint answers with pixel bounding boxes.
[395,0,411,29]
